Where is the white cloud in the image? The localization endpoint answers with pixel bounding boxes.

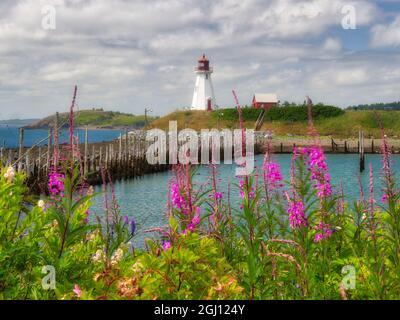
[0,0,397,119]
[371,15,400,47]
[323,38,342,52]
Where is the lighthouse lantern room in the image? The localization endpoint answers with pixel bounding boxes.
[191,54,216,111]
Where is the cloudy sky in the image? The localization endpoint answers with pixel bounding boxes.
[0,0,399,119]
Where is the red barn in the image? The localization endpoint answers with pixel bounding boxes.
[252,93,278,109]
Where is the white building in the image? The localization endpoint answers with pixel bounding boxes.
[191,54,216,111]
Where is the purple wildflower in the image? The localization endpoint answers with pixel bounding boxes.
[238,179,254,199]
[264,162,283,192]
[170,182,190,214]
[286,193,308,229]
[130,219,136,236]
[48,171,65,197]
[214,192,222,200]
[380,132,395,203]
[186,207,201,232]
[73,284,82,298]
[314,222,334,242]
[303,146,332,199]
[123,215,129,225]
[162,241,171,250]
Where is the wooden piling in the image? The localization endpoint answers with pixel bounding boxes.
[46,128,52,171]
[18,128,24,172]
[84,127,89,176]
[38,146,42,178]
[359,130,365,172]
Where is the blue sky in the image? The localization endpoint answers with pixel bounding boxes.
[0,0,400,119]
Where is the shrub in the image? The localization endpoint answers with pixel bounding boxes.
[212,104,344,122]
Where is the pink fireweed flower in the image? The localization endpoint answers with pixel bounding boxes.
[192,207,201,225]
[314,222,334,242]
[238,179,255,199]
[293,146,309,158]
[369,164,375,210]
[316,174,332,198]
[186,207,201,232]
[380,132,395,203]
[285,193,308,229]
[73,284,82,298]
[264,162,283,192]
[48,171,65,197]
[307,147,328,173]
[304,147,332,199]
[214,192,222,200]
[162,241,171,250]
[170,182,189,214]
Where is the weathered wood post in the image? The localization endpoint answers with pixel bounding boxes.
[124,129,129,178]
[105,145,109,169]
[371,139,374,153]
[46,128,52,171]
[18,128,24,172]
[7,149,12,166]
[119,133,122,161]
[38,146,42,178]
[84,126,89,176]
[92,145,95,172]
[25,152,30,175]
[99,147,103,170]
[359,130,365,172]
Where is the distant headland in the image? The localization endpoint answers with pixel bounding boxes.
[23,108,157,130]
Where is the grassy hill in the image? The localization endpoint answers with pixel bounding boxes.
[25,109,157,129]
[147,109,400,138]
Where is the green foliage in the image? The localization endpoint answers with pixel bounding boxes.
[98,233,245,300]
[212,104,344,122]
[348,101,400,110]
[29,110,157,129]
[1,144,400,300]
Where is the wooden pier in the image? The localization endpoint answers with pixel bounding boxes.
[0,127,395,194]
[1,129,169,194]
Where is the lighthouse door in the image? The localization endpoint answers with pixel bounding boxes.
[207,98,212,111]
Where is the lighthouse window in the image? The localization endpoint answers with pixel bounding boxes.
[206,74,208,79]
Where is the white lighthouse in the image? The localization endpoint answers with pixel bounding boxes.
[191,54,216,111]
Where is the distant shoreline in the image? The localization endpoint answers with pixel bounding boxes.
[23,125,128,131]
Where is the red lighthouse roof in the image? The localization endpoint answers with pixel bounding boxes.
[198,53,209,62]
[195,53,211,72]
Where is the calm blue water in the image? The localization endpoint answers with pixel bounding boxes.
[0,125,122,148]
[92,154,397,245]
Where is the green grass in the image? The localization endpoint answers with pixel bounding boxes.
[148,109,400,138]
[27,109,157,129]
